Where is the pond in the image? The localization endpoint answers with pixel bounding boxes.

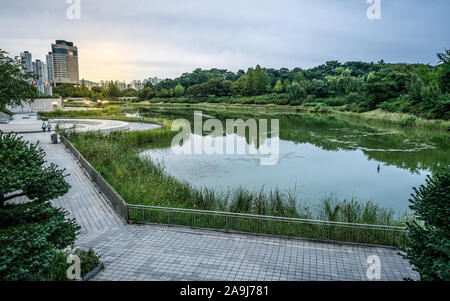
[140,110,449,213]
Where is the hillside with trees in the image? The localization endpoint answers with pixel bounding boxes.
[145,49,450,120]
[53,49,450,120]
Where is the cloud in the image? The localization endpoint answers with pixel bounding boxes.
[0,0,449,81]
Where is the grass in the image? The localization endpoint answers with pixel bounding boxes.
[334,109,450,131]
[66,127,410,246]
[39,106,165,125]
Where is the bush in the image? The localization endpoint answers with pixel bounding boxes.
[346,92,364,104]
[50,248,101,281]
[0,202,80,281]
[403,168,450,281]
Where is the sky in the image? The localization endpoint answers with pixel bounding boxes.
[1,0,449,82]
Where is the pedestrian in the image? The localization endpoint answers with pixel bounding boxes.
[47,123,52,132]
[42,122,46,132]
[140,116,144,124]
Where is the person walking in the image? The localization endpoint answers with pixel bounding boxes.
[47,123,52,132]
[42,122,47,132]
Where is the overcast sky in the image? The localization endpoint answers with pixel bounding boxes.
[1,0,449,82]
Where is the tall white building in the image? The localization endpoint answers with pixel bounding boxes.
[20,51,33,73]
[116,81,127,91]
[131,80,145,90]
[20,50,53,96]
[32,59,52,96]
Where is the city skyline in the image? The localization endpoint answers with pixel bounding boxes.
[1,0,449,82]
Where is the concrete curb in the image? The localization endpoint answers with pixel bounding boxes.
[76,262,104,282]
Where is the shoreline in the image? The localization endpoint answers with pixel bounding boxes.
[131,102,450,131]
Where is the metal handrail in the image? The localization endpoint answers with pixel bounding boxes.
[127,204,407,231]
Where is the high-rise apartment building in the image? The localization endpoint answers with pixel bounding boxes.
[46,52,54,84]
[131,80,145,90]
[20,51,33,73]
[51,40,79,85]
[33,60,46,81]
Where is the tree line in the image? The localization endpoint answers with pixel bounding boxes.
[52,49,450,120]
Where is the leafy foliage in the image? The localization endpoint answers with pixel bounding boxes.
[0,50,38,109]
[0,202,79,281]
[0,132,70,207]
[403,168,450,281]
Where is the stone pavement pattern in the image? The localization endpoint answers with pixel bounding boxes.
[14,133,125,233]
[11,128,418,281]
[78,225,417,281]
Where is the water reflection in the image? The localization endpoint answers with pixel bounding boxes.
[139,109,449,211]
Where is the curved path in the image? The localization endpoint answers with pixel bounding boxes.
[5,115,418,281]
[0,113,160,133]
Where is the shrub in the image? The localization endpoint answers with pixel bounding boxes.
[403,168,450,281]
[0,132,70,207]
[0,202,80,281]
[346,92,364,104]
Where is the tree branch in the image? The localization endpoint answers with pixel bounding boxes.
[3,192,28,202]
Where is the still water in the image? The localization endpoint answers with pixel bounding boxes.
[141,112,449,212]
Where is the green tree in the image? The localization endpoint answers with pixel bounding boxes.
[273,80,284,93]
[231,76,246,96]
[403,168,450,281]
[53,84,75,98]
[293,71,305,83]
[0,50,38,109]
[159,88,170,98]
[0,133,70,207]
[364,66,410,110]
[436,49,450,93]
[138,87,155,100]
[173,83,185,97]
[106,81,121,98]
[121,88,138,98]
[288,82,307,102]
[204,78,232,96]
[91,86,103,94]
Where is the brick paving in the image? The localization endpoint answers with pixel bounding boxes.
[15,133,125,233]
[13,131,418,281]
[78,225,418,281]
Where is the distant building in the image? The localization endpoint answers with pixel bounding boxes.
[51,40,79,85]
[33,60,45,81]
[146,77,162,86]
[99,80,109,89]
[116,81,127,91]
[31,59,52,96]
[20,51,33,73]
[131,80,145,90]
[46,52,54,84]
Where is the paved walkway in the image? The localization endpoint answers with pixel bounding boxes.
[8,122,418,281]
[13,133,125,233]
[0,113,159,133]
[78,225,417,281]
